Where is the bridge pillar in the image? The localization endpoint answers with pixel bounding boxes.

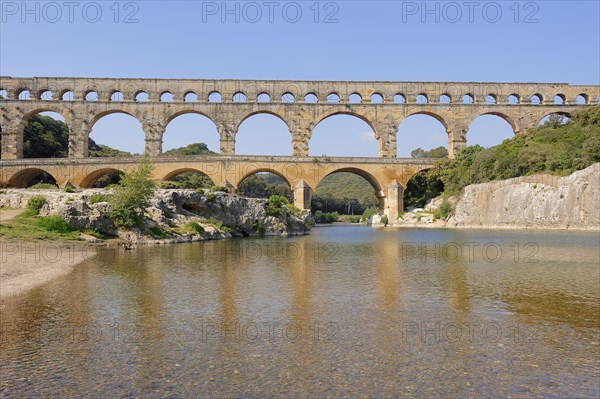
[143,120,167,156]
[385,180,404,222]
[68,117,91,158]
[375,123,398,158]
[1,126,23,159]
[293,180,313,210]
[447,122,468,159]
[216,122,236,156]
[290,121,312,157]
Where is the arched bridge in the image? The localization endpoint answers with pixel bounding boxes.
[0,77,598,220]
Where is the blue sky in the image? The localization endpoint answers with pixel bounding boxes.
[1,0,599,156]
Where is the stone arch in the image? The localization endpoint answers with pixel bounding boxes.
[475,111,518,134]
[314,111,377,133]
[89,110,146,155]
[163,111,220,154]
[315,167,384,208]
[235,167,293,192]
[467,113,517,148]
[166,110,217,126]
[405,110,448,130]
[538,111,571,125]
[235,110,290,132]
[79,167,126,188]
[19,108,69,130]
[8,168,58,188]
[235,112,292,155]
[38,89,54,101]
[310,111,379,157]
[162,168,217,186]
[397,112,449,157]
[184,91,198,102]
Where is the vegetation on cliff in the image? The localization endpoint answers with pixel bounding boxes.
[403,106,600,207]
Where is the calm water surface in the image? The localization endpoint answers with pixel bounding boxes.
[1,226,599,398]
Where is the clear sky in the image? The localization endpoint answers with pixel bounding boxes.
[1,0,599,156]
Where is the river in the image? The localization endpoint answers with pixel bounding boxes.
[1,225,599,398]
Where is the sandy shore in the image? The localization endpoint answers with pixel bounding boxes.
[0,239,98,299]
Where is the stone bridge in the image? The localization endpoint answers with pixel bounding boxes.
[0,156,434,221]
[0,77,598,219]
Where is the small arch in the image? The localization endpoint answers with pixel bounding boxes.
[8,169,58,188]
[208,91,222,102]
[135,91,149,102]
[485,94,497,105]
[439,94,451,104]
[237,171,293,201]
[162,169,215,189]
[281,92,295,103]
[80,168,126,189]
[18,90,31,100]
[370,93,384,104]
[327,93,340,103]
[304,93,318,103]
[60,90,74,101]
[508,94,520,105]
[160,92,174,102]
[257,92,271,103]
[349,93,362,103]
[110,91,124,102]
[232,92,247,102]
[576,94,588,104]
[39,90,54,101]
[553,94,565,105]
[393,94,406,104]
[530,94,542,104]
[184,92,198,102]
[85,91,99,101]
[0,89,8,99]
[462,94,474,104]
[416,94,428,104]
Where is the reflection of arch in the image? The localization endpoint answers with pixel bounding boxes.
[316,167,383,199]
[162,168,216,185]
[236,168,292,190]
[8,168,57,188]
[79,167,125,188]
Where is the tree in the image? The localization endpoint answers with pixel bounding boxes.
[109,158,156,227]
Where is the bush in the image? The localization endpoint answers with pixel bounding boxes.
[35,216,76,233]
[148,225,167,238]
[380,215,389,226]
[64,186,75,193]
[89,194,109,204]
[265,195,290,218]
[433,200,452,220]
[251,219,266,236]
[314,211,339,223]
[109,158,155,227]
[185,221,205,234]
[28,183,57,190]
[212,186,229,193]
[26,196,46,215]
[206,193,217,203]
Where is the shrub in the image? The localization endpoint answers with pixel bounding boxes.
[63,186,75,193]
[206,193,217,203]
[252,219,266,236]
[433,200,452,220]
[148,225,166,238]
[26,196,46,215]
[314,211,339,223]
[380,215,389,226]
[212,186,229,193]
[265,195,290,218]
[28,183,57,190]
[185,221,204,234]
[35,216,76,233]
[89,194,109,204]
[109,158,155,227]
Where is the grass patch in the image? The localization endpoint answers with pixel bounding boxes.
[0,215,82,240]
[89,194,110,204]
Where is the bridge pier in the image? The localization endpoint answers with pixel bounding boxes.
[1,127,23,159]
[293,180,313,210]
[384,180,404,222]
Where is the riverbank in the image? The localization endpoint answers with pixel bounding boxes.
[0,238,100,299]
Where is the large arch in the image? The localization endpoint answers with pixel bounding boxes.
[538,111,572,126]
[89,111,145,156]
[310,113,378,157]
[163,111,220,155]
[161,168,216,189]
[235,113,292,156]
[235,168,292,192]
[20,110,69,159]
[466,114,516,148]
[312,170,381,215]
[397,112,448,158]
[79,167,126,188]
[8,168,58,188]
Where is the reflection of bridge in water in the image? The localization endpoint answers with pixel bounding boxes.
[1,76,598,218]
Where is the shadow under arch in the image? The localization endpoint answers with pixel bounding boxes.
[79,167,126,188]
[162,168,217,186]
[8,168,58,188]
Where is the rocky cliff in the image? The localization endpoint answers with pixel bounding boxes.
[0,189,313,243]
[447,163,600,230]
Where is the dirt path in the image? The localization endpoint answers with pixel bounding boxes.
[0,209,24,221]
